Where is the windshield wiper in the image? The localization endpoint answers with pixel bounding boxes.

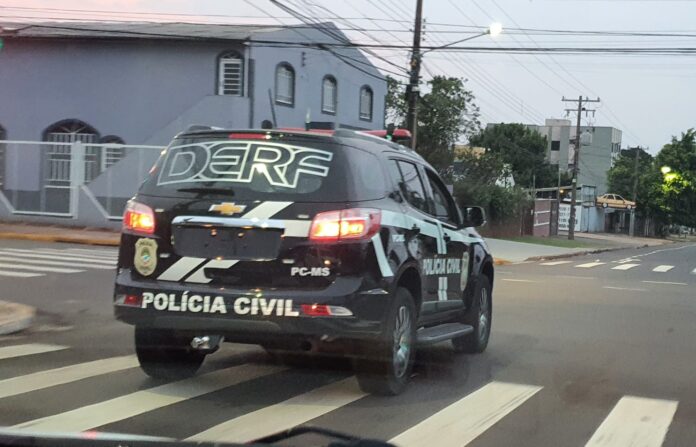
[176,187,235,196]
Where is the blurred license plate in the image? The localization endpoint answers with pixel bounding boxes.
[172,226,282,260]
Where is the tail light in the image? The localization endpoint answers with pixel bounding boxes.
[309,208,381,243]
[123,200,155,234]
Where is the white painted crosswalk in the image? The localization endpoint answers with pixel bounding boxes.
[0,342,684,446]
[0,247,117,279]
[537,260,690,277]
[585,396,678,447]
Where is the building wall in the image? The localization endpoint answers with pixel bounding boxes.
[574,126,622,195]
[249,27,386,130]
[0,39,252,145]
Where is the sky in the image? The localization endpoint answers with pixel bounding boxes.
[1,0,696,152]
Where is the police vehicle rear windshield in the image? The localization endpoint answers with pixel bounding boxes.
[139,135,386,202]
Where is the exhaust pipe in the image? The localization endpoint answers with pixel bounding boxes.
[191,335,223,352]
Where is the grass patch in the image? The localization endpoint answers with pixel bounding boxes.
[501,236,597,249]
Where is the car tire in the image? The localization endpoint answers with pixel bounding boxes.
[602,202,608,208]
[627,205,632,210]
[135,327,205,380]
[354,287,416,396]
[453,276,492,354]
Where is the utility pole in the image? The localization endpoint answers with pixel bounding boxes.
[405,0,423,150]
[629,146,641,237]
[562,95,600,240]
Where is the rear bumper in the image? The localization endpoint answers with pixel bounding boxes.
[113,269,390,341]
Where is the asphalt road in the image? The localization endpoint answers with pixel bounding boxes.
[1,239,696,446]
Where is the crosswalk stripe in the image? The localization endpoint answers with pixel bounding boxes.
[188,377,366,443]
[13,364,285,432]
[15,249,118,261]
[64,248,118,256]
[576,262,606,268]
[390,382,542,447]
[0,344,68,360]
[540,261,573,266]
[653,265,674,273]
[612,264,640,271]
[0,262,83,274]
[0,270,43,278]
[0,250,116,265]
[585,395,678,447]
[0,355,138,399]
[0,256,115,270]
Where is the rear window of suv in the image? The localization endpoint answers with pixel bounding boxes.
[139,135,386,202]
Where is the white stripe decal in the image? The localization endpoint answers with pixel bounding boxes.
[585,396,678,447]
[163,202,295,282]
[186,260,240,284]
[381,210,484,244]
[0,355,138,399]
[13,365,285,433]
[438,277,448,301]
[242,201,294,219]
[188,377,366,443]
[372,234,394,277]
[157,257,206,281]
[0,344,68,360]
[390,381,542,447]
[283,220,312,237]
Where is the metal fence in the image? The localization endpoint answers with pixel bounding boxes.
[0,140,164,225]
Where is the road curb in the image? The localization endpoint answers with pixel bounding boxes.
[524,244,653,262]
[493,258,513,266]
[0,301,35,335]
[0,232,119,247]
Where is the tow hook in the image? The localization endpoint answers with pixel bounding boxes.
[190,335,224,353]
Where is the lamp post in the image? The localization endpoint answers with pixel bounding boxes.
[406,22,502,149]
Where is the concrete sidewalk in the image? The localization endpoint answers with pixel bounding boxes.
[488,233,671,264]
[0,222,119,246]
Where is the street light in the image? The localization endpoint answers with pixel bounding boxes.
[421,22,503,55]
[407,23,503,149]
[661,166,672,175]
[489,22,503,37]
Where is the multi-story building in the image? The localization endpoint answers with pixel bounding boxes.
[526,119,622,195]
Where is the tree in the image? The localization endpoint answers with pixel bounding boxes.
[607,147,653,212]
[468,123,556,188]
[385,75,481,170]
[652,129,696,227]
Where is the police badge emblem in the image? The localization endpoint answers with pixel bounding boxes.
[134,238,158,276]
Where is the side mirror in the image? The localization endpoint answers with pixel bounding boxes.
[461,206,486,228]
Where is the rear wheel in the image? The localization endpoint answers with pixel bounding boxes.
[453,276,492,354]
[354,287,416,395]
[135,327,205,380]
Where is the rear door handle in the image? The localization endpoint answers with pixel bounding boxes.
[408,224,421,235]
[443,233,451,242]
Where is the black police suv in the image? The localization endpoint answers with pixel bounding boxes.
[114,128,494,395]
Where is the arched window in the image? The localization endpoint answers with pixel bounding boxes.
[359,85,373,121]
[321,75,337,114]
[42,119,100,184]
[275,63,295,106]
[217,51,244,96]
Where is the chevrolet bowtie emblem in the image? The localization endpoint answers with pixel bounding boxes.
[209,202,247,216]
